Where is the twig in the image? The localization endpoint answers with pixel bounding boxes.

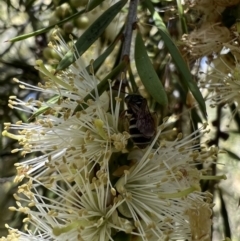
[115,0,139,91]
[121,0,139,61]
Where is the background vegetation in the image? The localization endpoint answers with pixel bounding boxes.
[1,0,240,240]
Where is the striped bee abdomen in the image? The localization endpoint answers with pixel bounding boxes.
[125,94,156,149]
[128,117,153,148]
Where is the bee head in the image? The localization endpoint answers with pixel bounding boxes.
[125,94,144,108]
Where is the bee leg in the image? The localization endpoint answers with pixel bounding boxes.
[152,112,159,131]
[118,110,130,133]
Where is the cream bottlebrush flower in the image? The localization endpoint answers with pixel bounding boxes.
[184,0,225,23]
[0,225,48,241]
[2,32,129,180]
[1,167,126,241]
[115,124,217,241]
[1,124,218,241]
[181,23,232,61]
[200,56,240,116]
[3,81,129,180]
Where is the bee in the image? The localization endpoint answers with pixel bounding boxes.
[125,94,156,148]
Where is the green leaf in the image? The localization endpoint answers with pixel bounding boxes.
[223,148,240,161]
[176,0,188,34]
[29,95,60,121]
[8,0,109,42]
[127,64,138,93]
[57,0,127,71]
[144,0,207,118]
[86,0,105,11]
[85,30,122,73]
[7,9,85,42]
[135,32,168,106]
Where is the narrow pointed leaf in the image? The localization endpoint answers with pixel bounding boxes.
[8,0,109,42]
[86,30,122,73]
[57,0,127,71]
[135,32,168,106]
[7,9,85,42]
[144,0,207,118]
[223,148,240,161]
[29,95,60,121]
[86,0,105,11]
[127,64,138,93]
[176,0,188,34]
[219,190,231,238]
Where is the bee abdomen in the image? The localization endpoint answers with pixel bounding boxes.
[125,94,156,149]
[129,118,152,147]
[130,135,152,148]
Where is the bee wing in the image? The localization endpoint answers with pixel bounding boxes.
[127,102,141,114]
[136,102,156,137]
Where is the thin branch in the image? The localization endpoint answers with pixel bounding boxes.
[114,0,138,91]
[120,0,139,61]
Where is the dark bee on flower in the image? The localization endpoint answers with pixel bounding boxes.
[125,94,157,148]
